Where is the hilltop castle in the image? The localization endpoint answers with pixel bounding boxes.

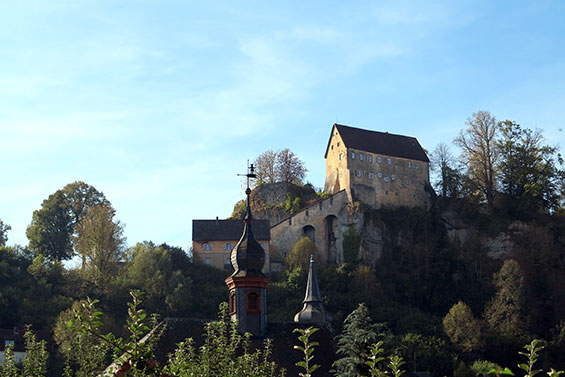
[324,124,430,208]
[270,123,431,265]
[193,123,431,268]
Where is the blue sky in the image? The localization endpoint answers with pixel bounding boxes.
[1,1,564,250]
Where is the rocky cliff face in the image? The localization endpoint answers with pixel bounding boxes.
[246,182,319,226]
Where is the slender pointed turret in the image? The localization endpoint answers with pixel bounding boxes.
[225,163,269,337]
[294,255,327,324]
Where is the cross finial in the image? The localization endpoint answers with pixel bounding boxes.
[238,160,257,191]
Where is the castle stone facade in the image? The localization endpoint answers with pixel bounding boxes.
[325,124,430,208]
[271,124,430,265]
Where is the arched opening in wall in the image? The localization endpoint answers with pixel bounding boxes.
[325,215,338,263]
[303,225,315,243]
[247,291,260,314]
[229,291,236,314]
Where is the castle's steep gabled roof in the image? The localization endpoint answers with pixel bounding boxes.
[192,219,271,242]
[324,123,429,162]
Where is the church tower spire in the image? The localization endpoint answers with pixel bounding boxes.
[225,163,269,337]
[294,255,327,324]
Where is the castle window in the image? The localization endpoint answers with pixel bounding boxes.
[414,162,419,168]
[331,145,334,150]
[384,177,390,182]
[407,161,412,168]
[289,218,292,225]
[356,170,362,177]
[319,202,322,210]
[305,210,309,216]
[205,257,211,264]
[224,243,233,250]
[377,156,382,164]
[359,153,364,161]
[337,142,340,146]
[378,172,383,179]
[330,197,334,205]
[391,175,396,181]
[351,152,355,159]
[202,243,212,251]
[339,154,343,160]
[386,158,391,165]
[368,155,372,163]
[404,178,410,185]
[368,172,374,179]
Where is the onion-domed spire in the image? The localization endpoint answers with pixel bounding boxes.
[229,164,266,277]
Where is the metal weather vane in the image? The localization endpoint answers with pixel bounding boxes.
[237,160,257,191]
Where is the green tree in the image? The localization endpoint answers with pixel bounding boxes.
[54,300,112,377]
[27,190,74,261]
[333,303,386,377]
[22,326,48,377]
[455,111,500,208]
[26,182,109,261]
[496,121,564,212]
[74,204,125,287]
[121,242,193,317]
[0,218,11,246]
[342,225,361,265]
[386,333,454,377]
[443,301,484,352]
[286,237,322,271]
[483,259,527,338]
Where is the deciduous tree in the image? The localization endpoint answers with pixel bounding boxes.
[276,148,307,184]
[483,259,527,338]
[74,204,125,286]
[254,149,278,184]
[26,182,109,261]
[430,143,462,198]
[286,237,322,271]
[0,219,10,246]
[443,301,484,352]
[496,121,564,212]
[454,111,499,208]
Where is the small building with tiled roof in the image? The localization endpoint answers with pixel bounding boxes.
[192,218,271,272]
[325,123,431,208]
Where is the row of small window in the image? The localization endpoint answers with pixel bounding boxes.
[202,243,266,251]
[346,152,419,168]
[356,170,423,186]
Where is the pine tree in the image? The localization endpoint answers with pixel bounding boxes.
[333,303,386,377]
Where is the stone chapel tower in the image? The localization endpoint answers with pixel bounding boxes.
[225,168,269,337]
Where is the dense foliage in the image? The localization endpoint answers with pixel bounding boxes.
[1,111,565,376]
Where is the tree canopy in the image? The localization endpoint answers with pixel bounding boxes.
[27,182,109,261]
[443,301,484,352]
[454,110,499,207]
[254,148,307,185]
[0,218,10,246]
[496,121,564,212]
[74,204,125,287]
